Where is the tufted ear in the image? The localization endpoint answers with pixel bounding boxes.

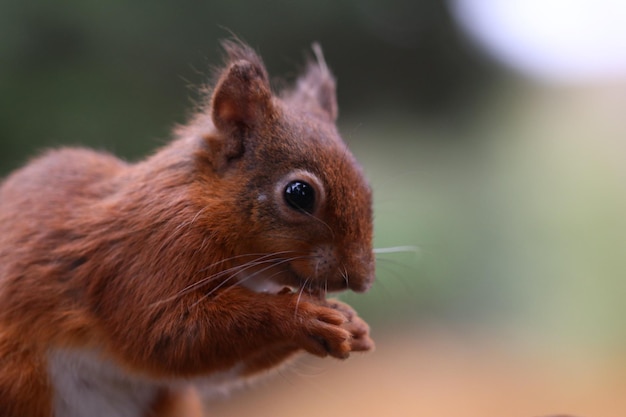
[211,59,273,133]
[286,43,338,121]
[205,43,274,172]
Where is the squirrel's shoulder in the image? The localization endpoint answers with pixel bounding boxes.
[0,146,128,209]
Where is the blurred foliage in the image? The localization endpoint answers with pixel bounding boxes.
[0,0,491,173]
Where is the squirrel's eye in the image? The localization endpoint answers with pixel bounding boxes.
[284,180,316,214]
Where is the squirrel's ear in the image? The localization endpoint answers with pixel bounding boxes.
[211,59,273,132]
[206,58,273,171]
[287,43,338,121]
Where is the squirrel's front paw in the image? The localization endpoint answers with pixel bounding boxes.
[290,298,374,359]
[326,299,375,353]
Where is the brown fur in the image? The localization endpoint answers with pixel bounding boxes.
[0,41,374,416]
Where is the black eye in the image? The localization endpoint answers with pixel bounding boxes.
[284,180,316,213]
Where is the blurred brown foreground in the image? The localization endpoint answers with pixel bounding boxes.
[207,329,625,417]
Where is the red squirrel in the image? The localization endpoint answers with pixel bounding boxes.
[0,40,374,417]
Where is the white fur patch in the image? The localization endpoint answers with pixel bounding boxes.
[48,349,246,417]
[49,349,159,417]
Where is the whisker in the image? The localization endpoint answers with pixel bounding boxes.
[340,264,349,290]
[192,256,297,297]
[149,261,263,309]
[173,206,208,235]
[149,252,309,308]
[176,256,276,296]
[374,245,420,255]
[190,255,316,309]
[370,275,391,296]
[375,257,416,269]
[294,276,311,317]
[185,251,307,294]
[197,250,302,274]
[252,268,288,286]
[375,262,415,294]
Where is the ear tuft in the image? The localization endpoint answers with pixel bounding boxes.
[211,41,273,133]
[284,43,338,121]
[201,41,274,172]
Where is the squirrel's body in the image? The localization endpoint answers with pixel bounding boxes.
[0,42,374,417]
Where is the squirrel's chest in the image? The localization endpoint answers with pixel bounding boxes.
[48,349,159,417]
[48,349,246,417]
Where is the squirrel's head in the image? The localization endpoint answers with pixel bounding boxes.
[185,41,374,296]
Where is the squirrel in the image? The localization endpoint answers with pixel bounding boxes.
[0,40,375,417]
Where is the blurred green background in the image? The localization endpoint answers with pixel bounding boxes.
[2,1,626,415]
